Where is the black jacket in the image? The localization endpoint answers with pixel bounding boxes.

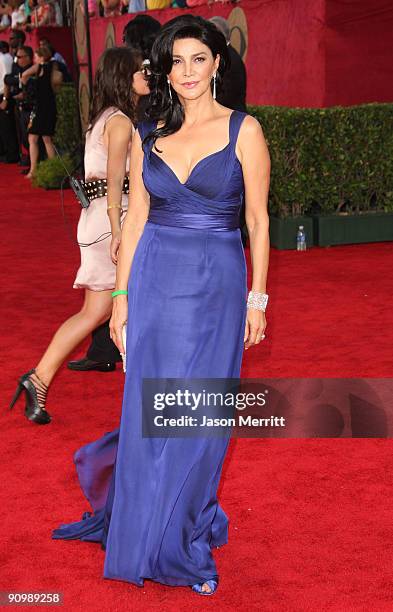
[217,45,247,112]
[4,61,34,111]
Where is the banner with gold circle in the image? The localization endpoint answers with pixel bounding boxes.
[228,7,248,62]
[72,0,92,133]
[74,0,87,62]
[78,68,90,133]
[105,22,116,50]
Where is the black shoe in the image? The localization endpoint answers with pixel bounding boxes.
[9,369,51,425]
[20,168,30,175]
[67,358,116,372]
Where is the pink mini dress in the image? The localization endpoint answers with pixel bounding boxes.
[74,107,133,291]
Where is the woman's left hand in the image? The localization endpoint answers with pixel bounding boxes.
[244,309,267,350]
[110,231,121,264]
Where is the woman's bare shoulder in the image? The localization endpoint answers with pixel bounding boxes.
[239,114,264,137]
[103,110,133,140]
[105,108,133,127]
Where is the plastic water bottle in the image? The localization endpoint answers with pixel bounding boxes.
[296,225,306,251]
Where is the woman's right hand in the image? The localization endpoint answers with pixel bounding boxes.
[110,230,121,264]
[109,295,128,354]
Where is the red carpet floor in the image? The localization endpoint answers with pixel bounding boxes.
[1,163,393,611]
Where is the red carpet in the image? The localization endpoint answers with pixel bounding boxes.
[1,163,393,611]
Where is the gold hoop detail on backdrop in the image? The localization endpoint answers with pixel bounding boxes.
[74,0,87,61]
[228,7,248,62]
[105,22,116,49]
[78,69,90,133]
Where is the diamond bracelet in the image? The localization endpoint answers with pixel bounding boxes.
[247,291,269,312]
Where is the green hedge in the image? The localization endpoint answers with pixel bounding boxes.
[32,154,74,190]
[33,83,81,189]
[54,83,81,154]
[34,96,393,206]
[248,103,393,218]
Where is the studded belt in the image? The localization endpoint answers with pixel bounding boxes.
[81,177,130,203]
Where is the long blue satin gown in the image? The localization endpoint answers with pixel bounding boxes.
[52,110,248,587]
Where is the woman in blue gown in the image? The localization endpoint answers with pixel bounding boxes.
[52,15,271,596]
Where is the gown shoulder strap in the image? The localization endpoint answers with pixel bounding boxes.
[137,121,156,142]
[229,110,248,147]
[137,121,157,156]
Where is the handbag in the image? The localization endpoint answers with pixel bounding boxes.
[69,176,91,209]
[53,144,91,209]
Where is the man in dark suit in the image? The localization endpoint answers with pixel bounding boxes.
[1,40,33,165]
[210,16,247,112]
[3,45,34,169]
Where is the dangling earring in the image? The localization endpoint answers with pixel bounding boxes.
[212,73,217,100]
[167,79,173,104]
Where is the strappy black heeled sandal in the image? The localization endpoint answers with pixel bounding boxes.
[9,369,51,424]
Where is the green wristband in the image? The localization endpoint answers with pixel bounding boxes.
[112,290,128,298]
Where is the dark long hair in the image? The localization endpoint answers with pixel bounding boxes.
[144,15,229,151]
[89,47,142,131]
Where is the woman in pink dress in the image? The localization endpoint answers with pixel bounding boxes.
[9,47,150,424]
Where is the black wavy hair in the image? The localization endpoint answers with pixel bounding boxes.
[89,47,142,131]
[144,14,230,151]
[122,14,161,58]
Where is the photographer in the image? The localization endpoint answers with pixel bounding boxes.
[0,40,13,161]
[0,41,13,92]
[0,30,27,163]
[0,40,31,163]
[3,44,33,166]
